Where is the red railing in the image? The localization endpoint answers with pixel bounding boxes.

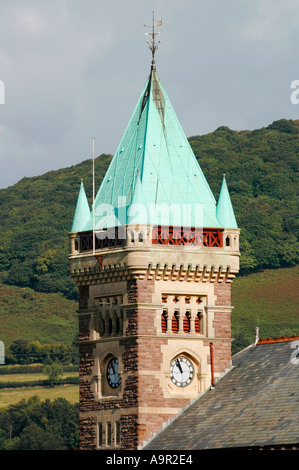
[152,226,223,247]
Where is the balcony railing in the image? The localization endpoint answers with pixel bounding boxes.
[152,226,223,247]
[79,229,125,252]
[78,226,223,252]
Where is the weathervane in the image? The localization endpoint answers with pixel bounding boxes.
[144,11,162,69]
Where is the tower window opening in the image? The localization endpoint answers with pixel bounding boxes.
[108,318,113,336]
[138,232,143,242]
[195,313,201,334]
[115,421,121,446]
[172,311,179,333]
[106,422,112,446]
[161,311,167,333]
[74,239,79,251]
[183,312,191,333]
[115,316,120,335]
[226,236,230,247]
[98,423,103,447]
[130,231,135,243]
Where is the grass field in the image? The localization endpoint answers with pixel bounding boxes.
[0,384,79,409]
[0,371,78,383]
[0,363,79,409]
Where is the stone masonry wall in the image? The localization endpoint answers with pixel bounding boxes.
[213,281,232,373]
[78,276,235,449]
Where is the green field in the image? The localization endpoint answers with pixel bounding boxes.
[0,364,79,409]
[0,384,79,409]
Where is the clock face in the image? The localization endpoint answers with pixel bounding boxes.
[170,356,194,388]
[107,357,121,389]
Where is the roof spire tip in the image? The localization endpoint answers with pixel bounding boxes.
[144,11,162,69]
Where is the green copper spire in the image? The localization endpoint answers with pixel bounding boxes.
[83,66,221,231]
[127,171,148,225]
[216,175,238,228]
[71,180,91,232]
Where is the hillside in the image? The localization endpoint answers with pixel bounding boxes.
[231,265,299,353]
[0,283,77,348]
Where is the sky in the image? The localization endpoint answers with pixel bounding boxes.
[0,0,298,189]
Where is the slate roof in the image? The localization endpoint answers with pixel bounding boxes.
[143,336,299,450]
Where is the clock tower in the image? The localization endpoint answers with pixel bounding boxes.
[69,24,240,450]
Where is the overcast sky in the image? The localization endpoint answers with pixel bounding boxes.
[0,0,298,189]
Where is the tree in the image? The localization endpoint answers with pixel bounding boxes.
[0,396,79,450]
[12,423,67,450]
[43,363,63,387]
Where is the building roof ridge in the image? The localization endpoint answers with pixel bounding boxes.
[256,334,299,345]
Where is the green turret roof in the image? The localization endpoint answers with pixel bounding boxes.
[216,175,238,228]
[83,66,222,231]
[71,180,91,232]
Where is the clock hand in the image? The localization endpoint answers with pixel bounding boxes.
[176,359,183,374]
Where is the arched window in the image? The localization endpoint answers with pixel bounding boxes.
[161,311,167,333]
[195,313,201,334]
[130,231,135,243]
[226,236,230,247]
[172,312,179,333]
[183,312,191,333]
[74,239,79,251]
[115,316,120,335]
[138,232,143,242]
[108,318,113,335]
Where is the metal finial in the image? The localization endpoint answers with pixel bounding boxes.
[144,11,162,68]
[254,326,259,345]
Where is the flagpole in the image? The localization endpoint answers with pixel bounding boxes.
[92,137,95,256]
